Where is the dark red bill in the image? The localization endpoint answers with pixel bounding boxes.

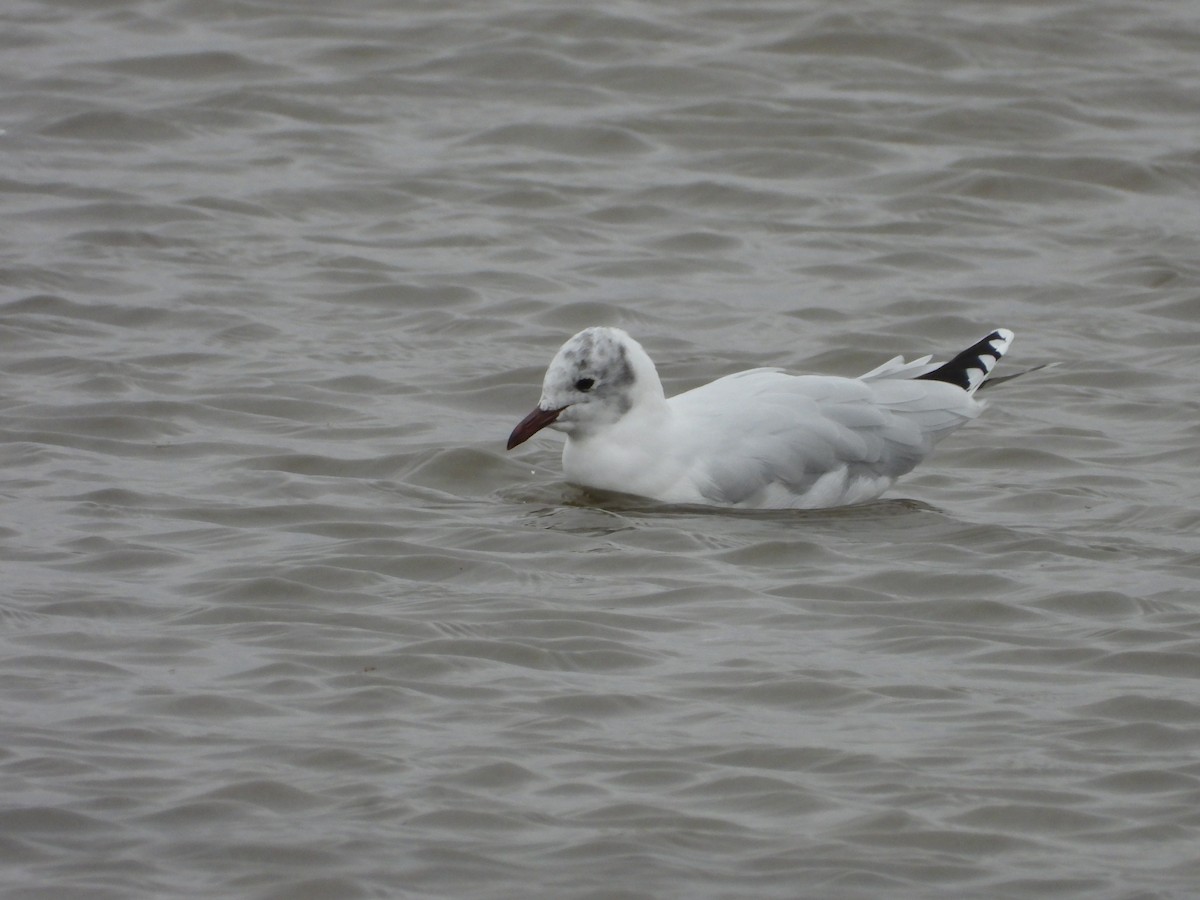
[507,406,564,450]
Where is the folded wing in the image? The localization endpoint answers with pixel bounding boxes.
[667,367,982,507]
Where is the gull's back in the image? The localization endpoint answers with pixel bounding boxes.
[662,329,1013,508]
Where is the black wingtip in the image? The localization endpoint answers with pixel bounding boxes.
[916,329,1014,393]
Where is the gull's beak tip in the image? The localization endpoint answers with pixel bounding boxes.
[507,406,562,451]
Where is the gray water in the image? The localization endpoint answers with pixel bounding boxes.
[3,1,1200,898]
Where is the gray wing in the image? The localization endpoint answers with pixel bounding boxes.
[667,370,980,504]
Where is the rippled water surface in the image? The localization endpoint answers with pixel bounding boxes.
[3,1,1200,897]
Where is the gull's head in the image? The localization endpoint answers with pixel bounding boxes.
[507,326,663,450]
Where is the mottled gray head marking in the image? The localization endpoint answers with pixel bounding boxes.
[537,327,641,426]
[564,328,635,394]
[509,326,666,446]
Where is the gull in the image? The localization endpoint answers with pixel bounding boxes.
[507,326,1014,509]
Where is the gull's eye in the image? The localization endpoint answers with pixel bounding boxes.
[574,377,595,393]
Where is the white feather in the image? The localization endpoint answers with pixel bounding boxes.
[509,327,1013,509]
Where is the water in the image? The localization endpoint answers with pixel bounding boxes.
[2,1,1199,898]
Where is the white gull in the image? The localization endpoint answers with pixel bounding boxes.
[507,326,1014,509]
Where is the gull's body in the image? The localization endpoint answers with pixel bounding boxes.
[507,327,1014,509]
